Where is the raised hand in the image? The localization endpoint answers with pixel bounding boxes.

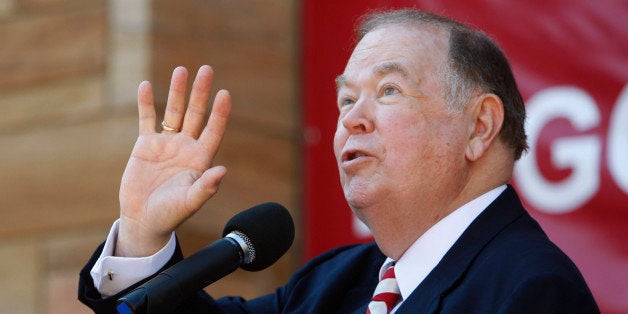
[115,65,231,257]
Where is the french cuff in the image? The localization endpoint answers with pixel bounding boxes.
[89,219,177,297]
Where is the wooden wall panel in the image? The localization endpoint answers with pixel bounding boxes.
[151,0,300,299]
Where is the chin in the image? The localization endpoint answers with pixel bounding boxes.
[345,193,380,226]
[343,189,370,211]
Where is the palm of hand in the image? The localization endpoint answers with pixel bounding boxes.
[120,133,214,236]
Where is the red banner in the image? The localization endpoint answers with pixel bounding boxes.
[302,1,627,312]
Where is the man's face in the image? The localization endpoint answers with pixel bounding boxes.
[333,24,470,226]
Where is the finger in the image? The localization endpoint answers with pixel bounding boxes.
[162,66,188,132]
[138,81,157,135]
[199,89,232,155]
[182,65,214,138]
[186,166,228,210]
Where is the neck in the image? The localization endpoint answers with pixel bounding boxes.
[367,146,513,260]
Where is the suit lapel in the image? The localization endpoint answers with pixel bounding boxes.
[395,185,525,313]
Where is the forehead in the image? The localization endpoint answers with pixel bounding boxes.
[338,24,449,86]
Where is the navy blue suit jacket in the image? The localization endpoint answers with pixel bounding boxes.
[79,186,599,313]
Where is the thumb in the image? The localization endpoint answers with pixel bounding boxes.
[187,166,227,209]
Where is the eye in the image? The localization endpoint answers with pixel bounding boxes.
[340,97,355,107]
[382,86,400,96]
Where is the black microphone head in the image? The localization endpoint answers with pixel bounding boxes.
[222,202,294,271]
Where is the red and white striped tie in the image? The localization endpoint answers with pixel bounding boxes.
[367,265,401,314]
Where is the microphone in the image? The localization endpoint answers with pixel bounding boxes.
[116,202,294,314]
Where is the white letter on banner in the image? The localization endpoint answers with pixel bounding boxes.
[515,86,601,214]
[608,84,628,193]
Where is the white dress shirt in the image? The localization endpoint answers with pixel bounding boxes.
[92,185,506,302]
[90,220,176,297]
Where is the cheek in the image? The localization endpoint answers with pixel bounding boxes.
[332,127,345,162]
[423,123,469,175]
[389,116,465,173]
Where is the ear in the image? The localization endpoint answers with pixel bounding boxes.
[465,93,505,161]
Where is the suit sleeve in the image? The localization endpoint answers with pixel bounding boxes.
[78,239,224,313]
[78,239,285,314]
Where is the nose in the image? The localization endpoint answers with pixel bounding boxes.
[341,100,375,134]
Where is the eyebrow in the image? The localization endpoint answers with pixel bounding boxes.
[335,61,410,91]
[374,61,411,82]
[335,74,348,91]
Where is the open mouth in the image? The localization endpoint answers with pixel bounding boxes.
[343,150,369,162]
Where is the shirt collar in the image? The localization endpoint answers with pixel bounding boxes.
[378,185,506,301]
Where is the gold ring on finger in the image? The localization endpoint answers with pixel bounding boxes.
[161,121,180,132]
